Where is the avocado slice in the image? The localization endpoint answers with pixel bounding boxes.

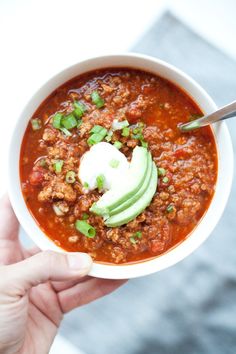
[109,152,153,216]
[90,146,148,216]
[105,162,158,227]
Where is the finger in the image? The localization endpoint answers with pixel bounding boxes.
[0,251,92,296]
[51,275,90,292]
[22,246,41,258]
[58,278,127,313]
[0,194,19,241]
[0,195,23,265]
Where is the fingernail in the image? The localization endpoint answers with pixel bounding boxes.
[67,253,92,271]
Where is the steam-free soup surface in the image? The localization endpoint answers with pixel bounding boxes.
[20,68,217,264]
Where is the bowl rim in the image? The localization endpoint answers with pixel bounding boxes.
[8,53,234,279]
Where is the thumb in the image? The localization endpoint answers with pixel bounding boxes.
[0,251,92,295]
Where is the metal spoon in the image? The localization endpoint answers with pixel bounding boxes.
[179,100,236,132]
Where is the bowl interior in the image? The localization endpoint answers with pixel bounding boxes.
[8,54,234,279]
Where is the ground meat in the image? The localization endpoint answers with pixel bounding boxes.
[106,228,121,243]
[42,128,58,143]
[126,95,150,122]
[127,139,138,148]
[74,194,97,216]
[52,201,69,216]
[110,246,126,263]
[79,121,93,137]
[38,178,77,202]
[21,68,217,264]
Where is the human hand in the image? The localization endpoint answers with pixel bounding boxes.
[0,195,125,354]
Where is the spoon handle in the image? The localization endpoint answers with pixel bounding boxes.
[179,100,236,131]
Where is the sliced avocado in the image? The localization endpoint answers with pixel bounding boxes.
[90,146,148,216]
[105,162,158,227]
[109,152,153,215]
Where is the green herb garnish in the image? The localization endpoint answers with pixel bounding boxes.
[87,125,107,145]
[122,127,130,137]
[60,127,72,137]
[75,220,96,238]
[109,159,120,168]
[162,176,169,183]
[105,130,113,142]
[141,140,148,148]
[82,213,89,220]
[96,174,105,191]
[73,101,87,118]
[91,91,105,108]
[53,160,64,173]
[31,118,42,131]
[61,114,77,130]
[134,231,142,238]
[83,182,89,189]
[158,168,166,176]
[66,171,76,184]
[166,204,174,213]
[52,113,63,129]
[113,141,123,149]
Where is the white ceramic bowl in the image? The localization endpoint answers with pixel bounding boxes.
[8,53,234,279]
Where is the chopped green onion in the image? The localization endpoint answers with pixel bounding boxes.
[132,133,144,140]
[112,119,129,131]
[77,119,82,128]
[130,231,142,244]
[90,125,106,134]
[83,182,89,189]
[61,114,77,130]
[109,159,120,168]
[134,231,142,239]
[60,127,72,136]
[91,91,105,108]
[82,213,89,220]
[158,168,166,176]
[52,113,63,129]
[31,118,42,131]
[130,236,137,244]
[53,160,64,173]
[75,220,96,238]
[114,141,123,149]
[132,122,144,134]
[87,128,107,146]
[96,174,105,191]
[162,176,169,183]
[141,140,148,148]
[166,204,174,213]
[137,121,145,128]
[66,171,76,183]
[88,126,107,145]
[122,127,130,137]
[105,130,113,142]
[73,101,87,118]
[87,133,106,145]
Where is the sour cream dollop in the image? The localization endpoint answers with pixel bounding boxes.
[78,142,129,191]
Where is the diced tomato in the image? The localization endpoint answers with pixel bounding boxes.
[174,148,189,159]
[29,169,45,186]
